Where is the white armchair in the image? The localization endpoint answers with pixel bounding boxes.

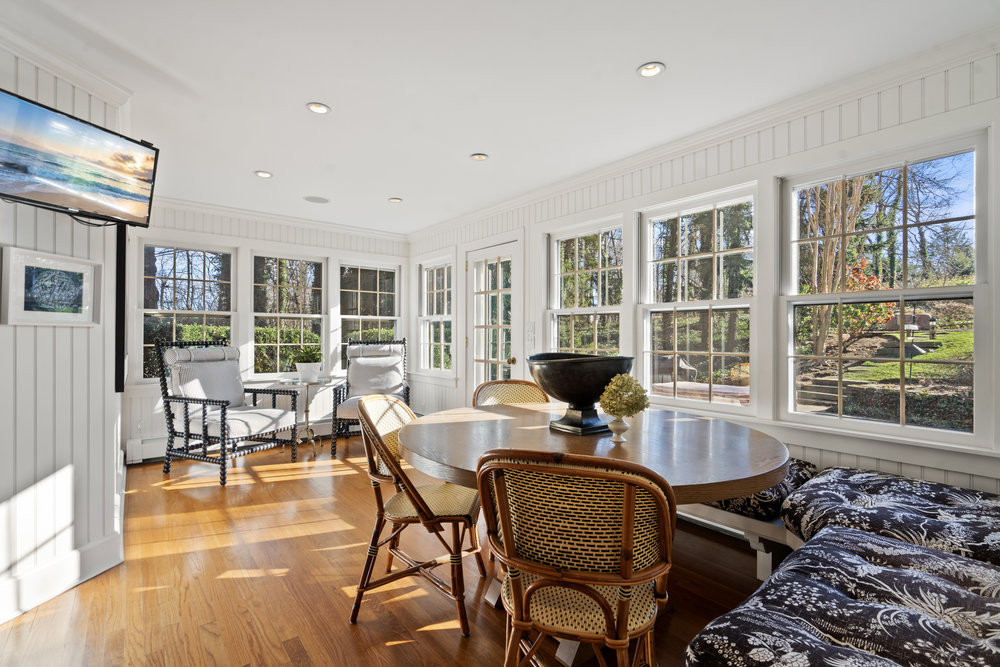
[331,339,408,457]
[156,340,299,486]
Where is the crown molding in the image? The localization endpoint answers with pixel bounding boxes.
[0,26,131,105]
[153,196,410,245]
[412,24,1000,244]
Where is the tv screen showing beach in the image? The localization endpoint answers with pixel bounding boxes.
[0,88,157,226]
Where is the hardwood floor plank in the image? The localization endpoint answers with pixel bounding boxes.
[0,437,762,666]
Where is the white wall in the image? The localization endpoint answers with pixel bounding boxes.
[407,28,1000,490]
[0,45,127,624]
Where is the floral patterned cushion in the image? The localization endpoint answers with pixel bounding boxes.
[685,525,1000,666]
[706,457,817,521]
[782,466,1000,564]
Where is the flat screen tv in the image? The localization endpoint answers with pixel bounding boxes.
[0,87,158,227]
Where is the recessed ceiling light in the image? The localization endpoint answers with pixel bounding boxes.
[388,197,403,203]
[470,153,489,161]
[306,102,330,114]
[637,61,665,77]
[304,196,330,203]
[254,170,273,179]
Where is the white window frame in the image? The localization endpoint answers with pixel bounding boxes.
[547,224,625,355]
[134,239,237,383]
[778,133,988,447]
[337,261,401,367]
[250,252,326,378]
[417,260,455,375]
[638,189,757,415]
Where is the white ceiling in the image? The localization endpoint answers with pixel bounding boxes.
[5,1,1000,235]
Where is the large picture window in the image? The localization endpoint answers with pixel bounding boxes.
[646,197,754,405]
[340,265,397,365]
[552,228,623,354]
[253,256,323,373]
[142,245,232,378]
[789,149,975,433]
[419,263,453,371]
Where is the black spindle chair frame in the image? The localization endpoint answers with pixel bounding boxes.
[156,339,299,486]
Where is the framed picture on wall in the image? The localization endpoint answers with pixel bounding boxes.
[1,246,101,326]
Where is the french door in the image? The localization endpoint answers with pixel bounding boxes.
[466,240,524,392]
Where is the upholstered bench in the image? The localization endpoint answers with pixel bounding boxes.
[708,457,816,521]
[685,525,1000,666]
[782,466,1000,565]
[679,458,816,580]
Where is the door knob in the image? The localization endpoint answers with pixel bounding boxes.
[505,356,517,365]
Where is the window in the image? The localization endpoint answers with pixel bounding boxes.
[253,256,323,373]
[419,264,453,371]
[552,228,623,354]
[789,149,975,433]
[646,198,754,405]
[142,245,232,378]
[340,265,397,365]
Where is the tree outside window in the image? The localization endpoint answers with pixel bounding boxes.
[253,256,323,373]
[142,245,232,378]
[647,197,754,405]
[790,150,974,433]
[340,265,397,366]
[553,228,623,354]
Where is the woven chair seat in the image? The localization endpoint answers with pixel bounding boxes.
[500,571,657,636]
[383,483,481,520]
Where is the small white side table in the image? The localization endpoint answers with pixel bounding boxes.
[278,379,325,455]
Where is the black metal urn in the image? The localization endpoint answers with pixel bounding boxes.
[527,352,634,435]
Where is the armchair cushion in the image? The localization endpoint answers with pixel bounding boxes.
[347,350,406,398]
[182,405,295,440]
[164,345,245,407]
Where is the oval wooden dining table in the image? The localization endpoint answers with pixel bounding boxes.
[398,402,789,504]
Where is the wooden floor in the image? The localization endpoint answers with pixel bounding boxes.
[0,437,759,666]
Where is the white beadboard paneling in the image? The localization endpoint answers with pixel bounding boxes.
[859,93,879,134]
[900,79,922,124]
[948,63,972,109]
[0,50,124,624]
[973,55,998,104]
[805,111,823,150]
[879,86,900,128]
[924,72,947,116]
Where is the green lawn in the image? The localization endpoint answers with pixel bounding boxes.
[842,330,973,383]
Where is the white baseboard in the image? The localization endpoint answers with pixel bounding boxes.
[0,532,124,626]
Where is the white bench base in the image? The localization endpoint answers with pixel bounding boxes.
[678,504,801,580]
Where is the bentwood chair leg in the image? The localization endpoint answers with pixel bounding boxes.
[616,646,629,667]
[451,523,470,637]
[351,514,386,624]
[469,521,487,577]
[385,527,400,572]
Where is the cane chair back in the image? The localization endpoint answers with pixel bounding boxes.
[477,450,676,666]
[351,394,487,636]
[472,379,550,407]
[357,395,434,522]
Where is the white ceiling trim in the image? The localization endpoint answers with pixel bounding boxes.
[152,195,409,243]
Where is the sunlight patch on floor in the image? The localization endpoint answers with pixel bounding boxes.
[417,619,461,632]
[217,568,289,579]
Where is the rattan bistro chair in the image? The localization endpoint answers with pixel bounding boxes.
[472,379,549,407]
[155,340,299,486]
[477,450,677,667]
[351,394,487,636]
